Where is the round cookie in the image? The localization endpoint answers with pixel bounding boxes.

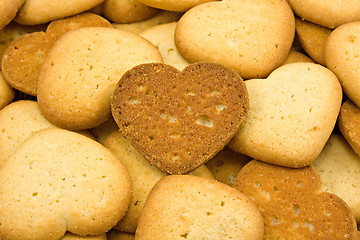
[175,0,295,79]
[61,232,107,240]
[0,128,132,240]
[140,22,190,70]
[136,0,214,12]
[135,175,264,239]
[233,160,358,239]
[287,0,360,29]
[111,62,249,174]
[112,10,182,34]
[103,130,213,233]
[14,0,104,25]
[37,27,163,130]
[281,50,314,65]
[103,0,159,23]
[295,17,332,66]
[338,99,360,156]
[228,62,342,168]
[313,134,360,222]
[0,0,25,30]
[325,21,360,109]
[0,71,14,110]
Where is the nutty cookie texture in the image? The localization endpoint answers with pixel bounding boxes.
[111,62,249,174]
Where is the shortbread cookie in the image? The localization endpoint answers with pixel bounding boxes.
[175,0,295,79]
[228,62,342,168]
[0,71,14,110]
[205,147,251,186]
[0,22,47,63]
[0,100,57,168]
[111,62,249,174]
[233,160,358,239]
[103,0,159,23]
[1,13,112,96]
[287,0,360,29]
[0,128,132,240]
[14,0,104,25]
[136,175,264,239]
[325,21,360,108]
[137,0,214,12]
[112,10,182,34]
[295,18,332,65]
[0,0,25,30]
[103,130,213,233]
[37,27,162,130]
[313,134,360,222]
[281,50,314,65]
[61,232,107,240]
[140,22,190,70]
[338,99,360,157]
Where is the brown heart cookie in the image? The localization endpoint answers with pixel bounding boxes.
[111,62,249,174]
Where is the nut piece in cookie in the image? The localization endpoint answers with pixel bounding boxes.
[111,62,249,174]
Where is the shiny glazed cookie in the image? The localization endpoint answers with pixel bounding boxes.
[111,62,249,174]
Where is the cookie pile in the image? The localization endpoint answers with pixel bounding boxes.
[0,0,359,239]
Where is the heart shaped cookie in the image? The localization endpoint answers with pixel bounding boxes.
[111,62,249,174]
[228,62,342,168]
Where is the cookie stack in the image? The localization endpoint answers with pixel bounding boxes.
[0,0,359,240]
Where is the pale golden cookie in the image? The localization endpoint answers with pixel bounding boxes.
[140,22,190,70]
[313,134,360,222]
[0,128,132,240]
[325,21,360,108]
[14,0,104,25]
[37,27,162,130]
[0,0,25,30]
[175,0,295,79]
[228,62,342,168]
[0,100,57,168]
[135,175,264,239]
[103,0,159,23]
[295,18,332,65]
[288,0,360,29]
[111,62,248,174]
[205,147,251,186]
[61,232,107,240]
[282,50,314,65]
[103,130,213,233]
[1,13,112,96]
[0,70,14,109]
[137,0,214,12]
[338,99,360,157]
[112,10,182,34]
[233,160,358,239]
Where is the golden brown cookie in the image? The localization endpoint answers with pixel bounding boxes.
[295,18,332,65]
[205,147,251,186]
[61,232,107,240]
[137,0,214,12]
[1,13,112,96]
[103,0,159,23]
[38,27,162,130]
[135,175,264,239]
[0,71,14,110]
[281,50,314,65]
[338,99,360,157]
[0,0,25,30]
[0,128,132,240]
[233,160,358,239]
[111,62,249,174]
[107,230,134,240]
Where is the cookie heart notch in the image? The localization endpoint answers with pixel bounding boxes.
[111,62,249,174]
